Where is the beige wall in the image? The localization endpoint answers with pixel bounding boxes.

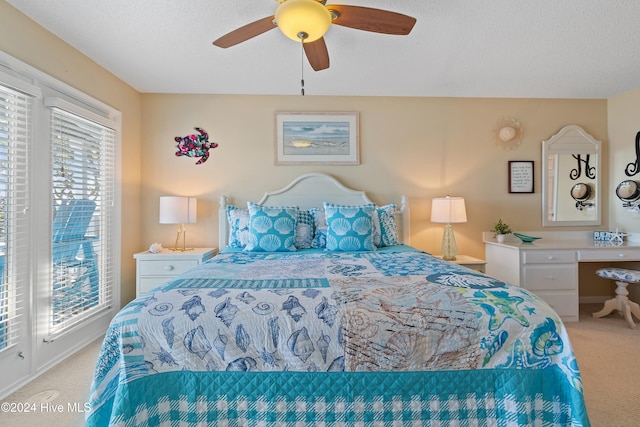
[607,88,640,300]
[141,94,608,262]
[7,1,638,308]
[608,87,640,229]
[0,1,142,305]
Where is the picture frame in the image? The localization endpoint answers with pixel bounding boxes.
[509,161,534,193]
[275,112,359,165]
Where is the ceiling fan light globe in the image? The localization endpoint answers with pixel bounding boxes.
[275,0,331,42]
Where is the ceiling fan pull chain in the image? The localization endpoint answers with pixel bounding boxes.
[300,40,305,96]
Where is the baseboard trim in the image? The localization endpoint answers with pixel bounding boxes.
[580,296,609,304]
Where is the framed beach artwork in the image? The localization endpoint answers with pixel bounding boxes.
[275,112,360,165]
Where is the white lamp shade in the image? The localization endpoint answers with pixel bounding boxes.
[431,197,467,224]
[159,196,197,224]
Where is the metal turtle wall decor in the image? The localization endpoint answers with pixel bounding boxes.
[174,127,219,165]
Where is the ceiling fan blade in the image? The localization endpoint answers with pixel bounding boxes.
[212,16,276,48]
[303,38,330,71]
[327,5,416,35]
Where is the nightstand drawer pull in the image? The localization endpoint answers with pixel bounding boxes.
[165,265,175,271]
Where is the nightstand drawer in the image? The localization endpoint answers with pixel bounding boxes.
[138,276,174,294]
[138,259,198,276]
[433,254,486,273]
[134,248,216,297]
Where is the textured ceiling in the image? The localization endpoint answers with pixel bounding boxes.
[7,0,640,98]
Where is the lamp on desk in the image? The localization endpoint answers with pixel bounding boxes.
[431,196,467,261]
[159,196,197,251]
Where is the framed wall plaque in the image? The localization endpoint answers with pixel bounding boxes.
[509,161,534,193]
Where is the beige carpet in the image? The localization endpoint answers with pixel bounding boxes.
[565,304,640,427]
[1,336,103,427]
[2,304,638,426]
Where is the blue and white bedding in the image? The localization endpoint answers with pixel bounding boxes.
[86,246,589,426]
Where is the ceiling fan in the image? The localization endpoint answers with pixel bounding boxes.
[212,0,417,71]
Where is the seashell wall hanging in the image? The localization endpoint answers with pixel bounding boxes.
[492,117,524,150]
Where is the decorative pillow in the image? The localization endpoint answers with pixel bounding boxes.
[309,207,327,249]
[323,203,376,251]
[245,202,298,252]
[377,204,400,247]
[371,209,381,247]
[295,209,314,249]
[226,205,250,248]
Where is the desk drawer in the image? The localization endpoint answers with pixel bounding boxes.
[523,265,577,291]
[138,259,198,276]
[528,291,578,320]
[522,250,576,264]
[578,249,640,262]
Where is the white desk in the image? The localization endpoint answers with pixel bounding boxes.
[483,231,640,322]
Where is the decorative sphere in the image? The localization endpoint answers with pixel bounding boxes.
[499,126,517,141]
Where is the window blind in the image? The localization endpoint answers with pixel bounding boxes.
[48,105,115,335]
[0,84,30,351]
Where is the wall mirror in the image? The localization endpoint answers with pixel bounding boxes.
[542,124,602,226]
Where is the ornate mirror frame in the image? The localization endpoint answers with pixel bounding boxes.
[542,124,602,226]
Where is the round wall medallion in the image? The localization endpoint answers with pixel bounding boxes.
[492,117,524,150]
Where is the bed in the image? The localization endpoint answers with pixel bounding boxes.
[86,173,590,426]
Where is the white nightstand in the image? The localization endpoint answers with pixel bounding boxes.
[434,254,486,273]
[134,247,216,296]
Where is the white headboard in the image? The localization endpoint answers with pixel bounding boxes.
[218,173,410,250]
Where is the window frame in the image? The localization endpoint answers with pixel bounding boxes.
[46,101,118,338]
[0,49,122,398]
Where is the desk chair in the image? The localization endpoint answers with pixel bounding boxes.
[593,268,640,328]
[52,199,99,324]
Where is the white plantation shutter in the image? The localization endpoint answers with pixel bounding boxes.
[47,100,116,335]
[0,83,32,351]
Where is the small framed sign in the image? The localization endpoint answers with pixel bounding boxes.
[509,161,534,193]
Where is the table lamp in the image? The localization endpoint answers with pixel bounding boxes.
[159,196,197,251]
[431,196,467,261]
